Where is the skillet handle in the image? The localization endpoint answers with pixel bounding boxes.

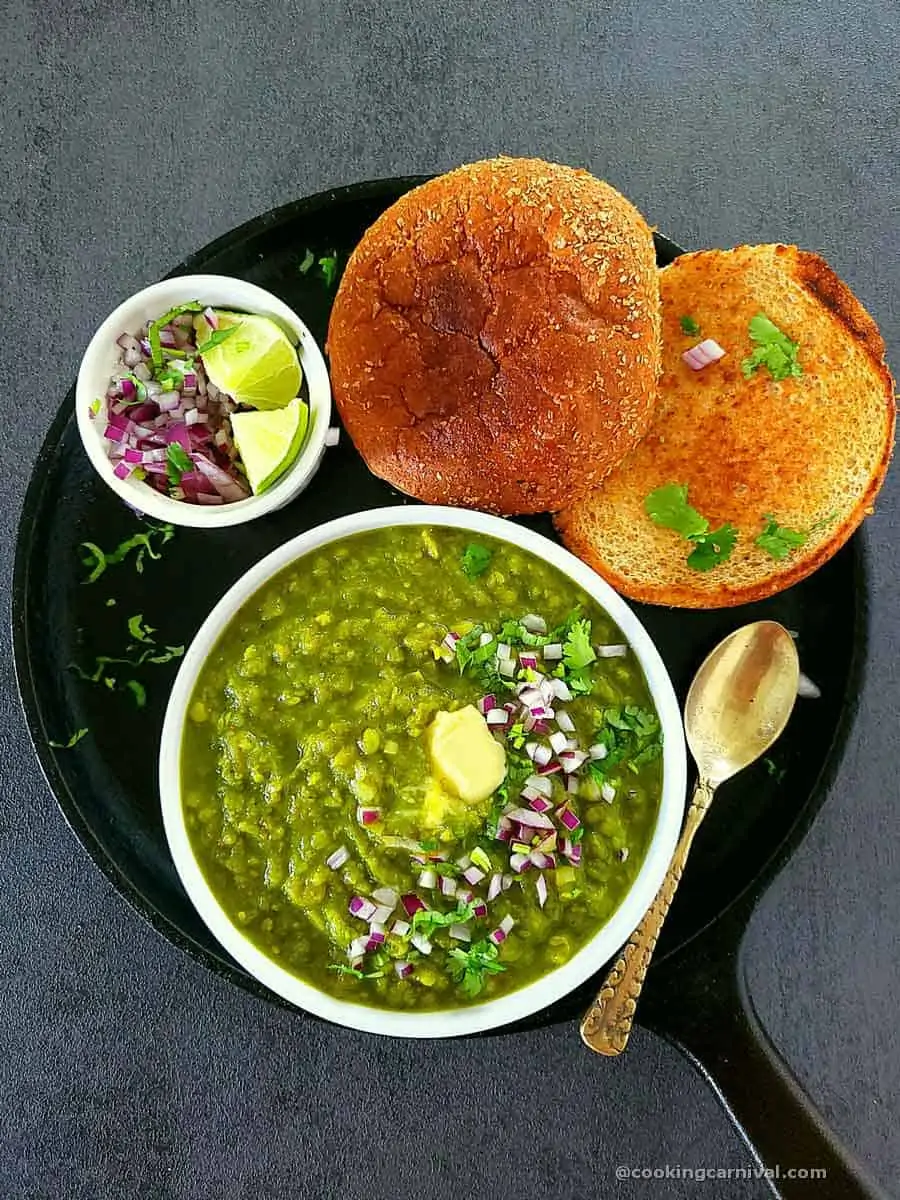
[639,928,890,1199]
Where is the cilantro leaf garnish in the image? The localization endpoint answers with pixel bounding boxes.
[644,484,737,572]
[298,249,315,275]
[686,523,738,572]
[461,543,492,578]
[563,618,596,671]
[741,313,803,382]
[147,302,203,369]
[411,899,479,938]
[754,516,807,560]
[80,522,175,583]
[318,254,338,287]
[679,315,701,336]
[196,324,241,355]
[125,680,147,708]
[49,728,89,750]
[644,483,708,539]
[166,442,193,488]
[447,937,506,998]
[328,964,385,980]
[90,398,102,416]
[764,756,786,783]
[590,706,662,780]
[127,614,156,644]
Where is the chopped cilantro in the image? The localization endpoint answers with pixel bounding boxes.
[197,324,241,355]
[645,483,708,539]
[461,543,492,578]
[507,722,526,750]
[147,302,203,369]
[447,937,506,997]
[754,512,834,561]
[741,313,803,382]
[125,680,147,708]
[80,522,174,583]
[318,254,338,287]
[48,728,89,749]
[764,757,786,783]
[644,483,737,572]
[686,523,738,572]
[563,618,596,671]
[127,614,156,644]
[589,706,662,779]
[679,315,701,336]
[298,248,315,275]
[166,442,193,488]
[411,899,479,938]
[328,964,385,980]
[89,398,102,416]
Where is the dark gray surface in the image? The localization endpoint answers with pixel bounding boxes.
[2,2,898,1197]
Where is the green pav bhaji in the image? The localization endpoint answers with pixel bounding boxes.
[181,526,663,1009]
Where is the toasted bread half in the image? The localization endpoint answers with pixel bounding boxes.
[555,244,896,607]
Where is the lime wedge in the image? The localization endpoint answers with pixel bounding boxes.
[193,311,302,410]
[231,397,310,494]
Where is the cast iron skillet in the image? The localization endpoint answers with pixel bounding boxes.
[11,179,888,1199]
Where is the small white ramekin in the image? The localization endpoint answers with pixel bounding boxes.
[159,506,687,1038]
[75,274,331,528]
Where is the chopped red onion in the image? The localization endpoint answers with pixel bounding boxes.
[348,936,369,960]
[509,853,531,874]
[528,795,553,814]
[455,854,472,870]
[394,961,413,979]
[410,932,432,956]
[505,807,555,830]
[449,924,471,942]
[498,659,516,678]
[472,901,488,918]
[440,875,457,898]
[519,654,539,670]
[417,869,437,890]
[559,808,581,832]
[326,846,349,871]
[370,905,394,927]
[487,874,503,901]
[521,614,547,634]
[537,760,563,776]
[372,887,398,909]
[532,744,552,768]
[486,709,509,726]
[349,896,377,922]
[549,730,568,754]
[542,643,563,660]
[479,631,494,647]
[566,776,579,795]
[462,865,485,885]
[499,915,515,934]
[443,631,460,651]
[392,919,411,937]
[601,782,616,804]
[202,305,218,329]
[489,927,507,946]
[501,874,514,891]
[683,338,726,371]
[536,875,548,908]
[523,775,552,797]
[401,894,425,917]
[529,850,554,870]
[357,806,381,826]
[567,843,583,865]
[589,744,608,760]
[559,750,588,773]
[523,742,539,762]
[325,426,341,447]
[477,695,497,717]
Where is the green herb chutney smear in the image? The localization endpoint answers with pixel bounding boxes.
[181,526,664,1009]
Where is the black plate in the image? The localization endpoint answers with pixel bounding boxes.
[13,178,861,1006]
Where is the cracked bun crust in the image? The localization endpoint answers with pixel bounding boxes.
[326,157,661,514]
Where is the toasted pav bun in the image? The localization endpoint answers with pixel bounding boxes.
[555,244,895,607]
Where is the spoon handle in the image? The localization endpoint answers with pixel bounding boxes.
[580,777,715,1055]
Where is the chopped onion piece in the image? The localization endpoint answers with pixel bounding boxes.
[472,901,487,918]
[550,678,573,702]
[357,806,381,826]
[559,808,582,832]
[505,807,555,830]
[499,915,515,934]
[395,961,413,979]
[601,782,616,804]
[326,846,349,870]
[372,887,398,909]
[463,865,485,885]
[523,775,553,797]
[410,932,432,955]
[589,744,608,760]
[549,730,568,754]
[487,873,503,901]
[325,426,341,447]
[533,744,553,768]
[392,919,411,936]
[449,924,471,942]
[542,643,563,660]
[348,936,369,959]
[417,869,437,890]
[348,896,377,922]
[519,654,539,670]
[401,894,426,916]
[555,711,575,734]
[566,776,579,795]
[455,854,472,870]
[521,614,547,634]
[498,658,516,678]
[370,905,394,926]
[509,853,531,874]
[536,875,548,908]
[501,874,514,891]
[596,644,628,658]
[559,750,588,773]
[486,709,509,726]
[478,694,497,715]
[440,875,457,898]
[682,338,726,371]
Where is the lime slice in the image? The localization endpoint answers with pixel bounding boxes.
[231,397,310,494]
[193,311,302,410]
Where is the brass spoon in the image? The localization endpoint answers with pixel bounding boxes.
[580,620,800,1055]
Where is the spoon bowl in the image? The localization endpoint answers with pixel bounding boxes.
[581,620,800,1055]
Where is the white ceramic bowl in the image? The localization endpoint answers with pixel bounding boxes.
[75,274,332,528]
[159,506,686,1036]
